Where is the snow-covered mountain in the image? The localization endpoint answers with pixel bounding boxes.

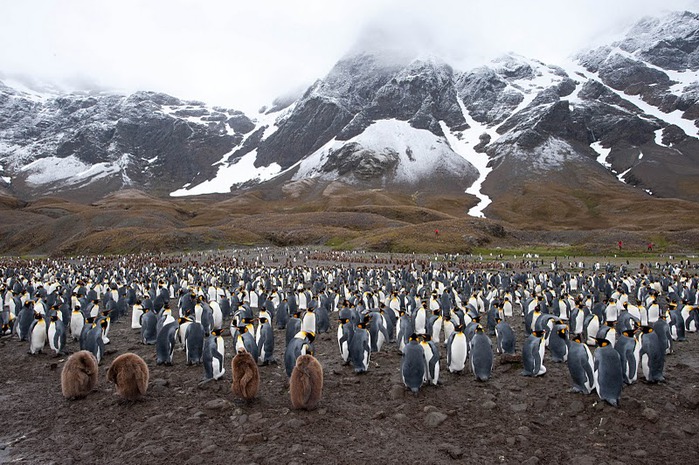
[2,10,699,219]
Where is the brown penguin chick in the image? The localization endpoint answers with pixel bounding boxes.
[107,353,149,401]
[61,350,99,400]
[289,354,323,410]
[231,349,260,401]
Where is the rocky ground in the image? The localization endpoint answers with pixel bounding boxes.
[1,287,698,464]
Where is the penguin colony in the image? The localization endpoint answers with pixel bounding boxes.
[2,252,699,409]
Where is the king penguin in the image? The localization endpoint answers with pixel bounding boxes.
[548,324,569,363]
[420,333,440,386]
[567,334,595,394]
[401,334,425,395]
[156,320,178,366]
[141,308,158,345]
[521,330,546,377]
[337,317,354,365]
[594,338,623,407]
[285,331,315,377]
[47,314,66,356]
[184,320,205,365]
[256,316,275,365]
[639,326,665,383]
[614,329,640,385]
[494,317,516,355]
[203,328,226,381]
[349,320,371,374]
[29,312,47,355]
[469,325,493,381]
[446,324,468,374]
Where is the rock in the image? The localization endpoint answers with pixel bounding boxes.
[516,426,531,435]
[506,437,516,447]
[248,412,263,423]
[424,411,448,428]
[522,457,539,465]
[511,403,528,413]
[642,408,659,423]
[204,398,231,411]
[238,415,248,424]
[570,456,596,465]
[200,445,217,454]
[286,419,305,429]
[372,411,386,420]
[680,386,698,409]
[482,400,497,410]
[569,400,585,415]
[238,433,265,444]
[423,405,438,413]
[317,408,327,415]
[631,450,648,458]
[389,385,405,400]
[681,423,696,436]
[152,378,169,387]
[290,444,302,454]
[438,443,464,459]
[393,413,407,422]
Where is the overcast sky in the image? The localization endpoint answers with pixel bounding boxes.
[0,0,696,114]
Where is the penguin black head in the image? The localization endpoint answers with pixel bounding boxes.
[33,312,43,320]
[571,334,583,343]
[640,326,654,334]
[595,337,610,347]
[178,316,191,324]
[50,315,58,322]
[475,324,484,333]
[100,319,109,329]
[455,324,465,332]
[259,317,268,324]
[305,332,316,343]
[621,329,636,337]
[532,330,545,338]
[212,328,224,337]
[421,333,432,342]
[408,333,420,342]
[495,316,502,323]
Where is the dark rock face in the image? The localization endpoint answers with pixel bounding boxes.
[322,143,400,181]
[0,87,247,200]
[255,54,468,171]
[456,67,523,125]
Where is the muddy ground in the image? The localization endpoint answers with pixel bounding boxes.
[1,269,699,464]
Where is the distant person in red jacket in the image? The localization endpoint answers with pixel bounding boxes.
[617,240,623,251]
[435,229,439,236]
[647,243,653,252]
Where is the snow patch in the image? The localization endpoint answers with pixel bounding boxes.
[20,154,132,187]
[442,98,497,218]
[616,167,632,184]
[590,142,612,170]
[1,176,10,184]
[293,119,475,184]
[170,150,281,197]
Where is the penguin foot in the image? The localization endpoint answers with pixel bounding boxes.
[198,378,214,387]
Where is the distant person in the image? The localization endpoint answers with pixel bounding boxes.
[435,229,439,236]
[647,243,653,252]
[617,241,623,251]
